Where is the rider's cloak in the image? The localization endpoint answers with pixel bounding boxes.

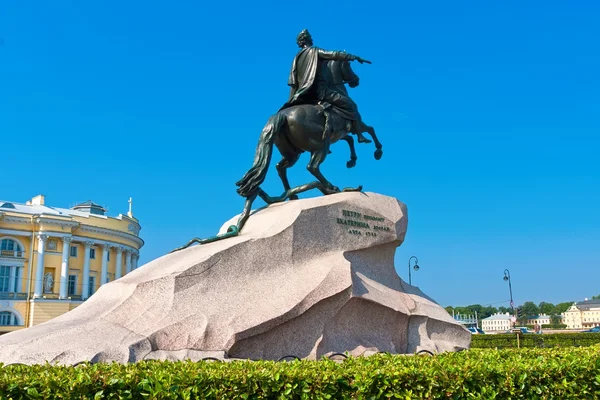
[282,46,354,109]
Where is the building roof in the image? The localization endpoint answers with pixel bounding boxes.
[72,200,104,209]
[483,313,512,321]
[1,195,144,249]
[0,200,99,218]
[576,299,600,311]
[527,315,551,320]
[0,195,139,227]
[71,200,108,215]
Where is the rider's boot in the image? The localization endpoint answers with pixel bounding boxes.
[356,132,372,144]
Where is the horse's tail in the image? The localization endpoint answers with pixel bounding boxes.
[236,113,286,198]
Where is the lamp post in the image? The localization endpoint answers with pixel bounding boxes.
[503,269,515,326]
[408,256,419,285]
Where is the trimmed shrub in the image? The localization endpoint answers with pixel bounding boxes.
[524,324,568,330]
[0,348,599,398]
[471,332,600,348]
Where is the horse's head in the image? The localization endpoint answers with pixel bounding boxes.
[341,60,360,88]
[325,60,360,88]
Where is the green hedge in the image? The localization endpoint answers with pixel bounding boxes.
[471,332,600,348]
[523,324,567,330]
[542,324,567,329]
[1,348,600,398]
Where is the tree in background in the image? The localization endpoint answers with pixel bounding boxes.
[520,301,540,318]
[446,300,577,320]
[592,294,600,300]
[538,302,556,315]
[555,302,573,314]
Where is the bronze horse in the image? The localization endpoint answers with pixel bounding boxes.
[236,59,382,201]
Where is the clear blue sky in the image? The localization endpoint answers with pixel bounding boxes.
[1,1,598,308]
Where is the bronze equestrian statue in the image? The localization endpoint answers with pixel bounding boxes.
[171,29,383,252]
[234,30,383,225]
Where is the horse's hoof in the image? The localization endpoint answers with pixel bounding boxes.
[374,148,383,160]
[288,195,299,201]
[346,160,356,169]
[342,185,363,192]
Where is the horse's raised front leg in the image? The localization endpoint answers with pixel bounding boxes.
[306,146,340,195]
[276,152,301,200]
[354,120,383,160]
[341,135,357,168]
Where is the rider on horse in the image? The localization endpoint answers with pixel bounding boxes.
[280,29,370,143]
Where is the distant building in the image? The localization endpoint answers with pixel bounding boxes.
[526,314,552,326]
[0,195,143,334]
[482,312,513,333]
[562,299,600,329]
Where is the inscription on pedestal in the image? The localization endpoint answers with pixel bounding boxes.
[336,209,392,237]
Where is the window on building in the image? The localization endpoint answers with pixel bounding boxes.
[70,246,78,258]
[68,275,77,296]
[0,311,16,326]
[0,266,9,292]
[90,248,96,259]
[0,239,22,257]
[89,276,96,295]
[46,239,57,251]
[107,251,110,261]
[13,267,20,292]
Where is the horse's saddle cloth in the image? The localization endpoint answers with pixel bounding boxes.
[317,101,352,135]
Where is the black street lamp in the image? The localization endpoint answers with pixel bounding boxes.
[408,256,419,285]
[503,269,515,325]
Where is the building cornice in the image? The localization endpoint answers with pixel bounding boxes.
[2,205,143,248]
[75,224,144,248]
[0,228,33,238]
[1,215,33,225]
[36,216,80,229]
[0,257,27,265]
[71,235,138,254]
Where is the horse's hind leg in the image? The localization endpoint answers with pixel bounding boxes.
[341,135,357,168]
[276,151,301,200]
[307,147,340,195]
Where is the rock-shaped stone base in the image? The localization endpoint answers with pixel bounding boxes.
[0,192,470,365]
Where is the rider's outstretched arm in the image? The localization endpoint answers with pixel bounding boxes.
[317,48,357,62]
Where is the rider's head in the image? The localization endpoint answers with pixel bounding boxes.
[296,29,313,48]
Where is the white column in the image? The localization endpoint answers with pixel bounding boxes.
[59,237,72,299]
[101,244,110,285]
[114,247,123,279]
[33,234,48,298]
[125,250,132,274]
[82,241,93,299]
[132,252,139,270]
[8,266,16,293]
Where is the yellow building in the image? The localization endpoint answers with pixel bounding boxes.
[0,194,143,334]
[562,299,600,329]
